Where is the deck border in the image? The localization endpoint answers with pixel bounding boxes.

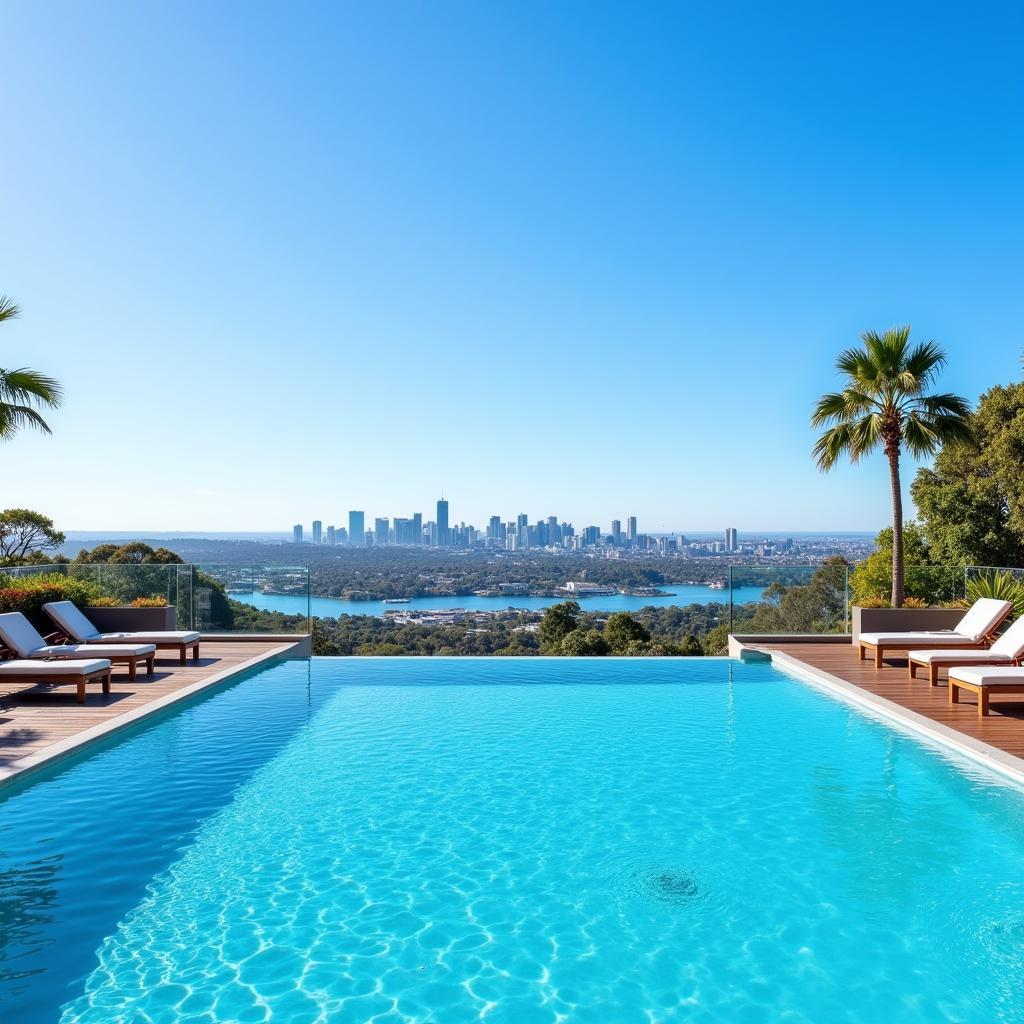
[757,645,1024,787]
[0,641,303,791]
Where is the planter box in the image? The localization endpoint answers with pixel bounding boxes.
[84,605,177,633]
[851,606,963,644]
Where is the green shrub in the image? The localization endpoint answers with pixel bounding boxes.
[965,570,1024,619]
[0,573,100,631]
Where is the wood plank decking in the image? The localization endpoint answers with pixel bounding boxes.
[0,639,301,785]
[758,640,1024,762]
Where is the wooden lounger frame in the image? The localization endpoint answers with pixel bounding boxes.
[857,612,1012,670]
[949,674,1024,718]
[87,637,200,665]
[0,657,111,704]
[908,653,1021,687]
[0,635,155,681]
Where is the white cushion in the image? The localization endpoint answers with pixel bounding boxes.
[908,649,1012,666]
[96,631,200,645]
[949,666,1024,687]
[0,612,47,658]
[955,598,1014,642]
[0,658,110,676]
[36,643,157,658]
[860,631,974,646]
[42,601,101,641]
[990,616,1024,659]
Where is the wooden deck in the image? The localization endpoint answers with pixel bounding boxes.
[758,640,1024,764]
[0,639,301,786]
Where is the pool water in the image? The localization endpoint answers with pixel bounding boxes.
[3,657,1024,1023]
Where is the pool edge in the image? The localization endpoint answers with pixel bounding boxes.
[759,647,1024,788]
[0,642,304,793]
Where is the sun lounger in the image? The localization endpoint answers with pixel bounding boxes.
[0,657,111,703]
[908,615,1024,686]
[44,601,201,664]
[856,598,1013,669]
[0,612,156,681]
[948,666,1024,717]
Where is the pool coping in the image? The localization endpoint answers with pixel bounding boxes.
[759,646,1024,788]
[0,641,302,792]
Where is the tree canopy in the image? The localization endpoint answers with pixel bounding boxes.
[911,380,1024,567]
[0,508,65,564]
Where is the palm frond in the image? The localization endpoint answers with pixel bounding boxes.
[813,423,853,471]
[0,403,54,438]
[0,296,20,324]
[0,368,64,408]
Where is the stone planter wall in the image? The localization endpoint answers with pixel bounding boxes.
[851,606,963,644]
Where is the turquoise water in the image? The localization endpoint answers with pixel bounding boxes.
[3,658,1024,1022]
[233,584,765,619]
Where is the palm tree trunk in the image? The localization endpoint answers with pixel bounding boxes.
[888,451,904,607]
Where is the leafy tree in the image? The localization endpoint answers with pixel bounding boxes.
[911,380,1024,567]
[538,600,581,652]
[812,326,972,605]
[742,557,851,632]
[558,628,610,656]
[603,612,651,652]
[0,508,65,564]
[0,296,63,440]
[74,541,183,564]
[848,525,951,604]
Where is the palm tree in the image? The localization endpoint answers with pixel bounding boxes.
[0,296,63,439]
[812,326,973,607]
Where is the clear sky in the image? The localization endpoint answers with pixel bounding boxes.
[3,2,1022,534]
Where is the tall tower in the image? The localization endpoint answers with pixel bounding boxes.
[292,524,303,544]
[348,510,365,547]
[611,519,622,545]
[725,527,738,552]
[311,520,322,545]
[627,516,637,545]
[412,512,423,544]
[436,498,449,547]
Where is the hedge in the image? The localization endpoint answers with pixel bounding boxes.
[0,574,100,632]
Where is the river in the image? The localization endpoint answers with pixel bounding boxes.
[230,584,767,619]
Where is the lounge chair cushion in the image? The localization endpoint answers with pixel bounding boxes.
[949,666,1024,687]
[0,612,50,658]
[35,643,157,659]
[42,601,102,642]
[860,631,974,647]
[954,598,1014,642]
[0,658,110,677]
[96,631,200,645]
[907,649,1013,666]
[989,615,1024,659]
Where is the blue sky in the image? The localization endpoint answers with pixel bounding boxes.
[3,2,1021,534]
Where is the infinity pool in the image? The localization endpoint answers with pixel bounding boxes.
[3,657,1024,1022]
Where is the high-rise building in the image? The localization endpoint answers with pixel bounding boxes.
[627,516,637,544]
[292,524,303,544]
[725,527,738,552]
[312,520,322,545]
[326,525,336,546]
[436,498,449,547]
[582,525,600,545]
[611,519,622,545]
[517,513,529,549]
[348,510,365,546]
[337,527,348,544]
[374,517,389,546]
[412,512,423,544]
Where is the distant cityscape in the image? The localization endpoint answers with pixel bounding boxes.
[290,499,870,561]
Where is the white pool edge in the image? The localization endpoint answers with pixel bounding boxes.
[761,647,1024,791]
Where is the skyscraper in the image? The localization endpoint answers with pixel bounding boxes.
[611,519,622,545]
[627,516,637,545]
[312,520,322,545]
[374,517,389,546]
[412,512,423,544]
[436,498,449,547]
[725,527,738,552]
[292,524,303,544]
[326,525,336,546]
[348,510,365,547]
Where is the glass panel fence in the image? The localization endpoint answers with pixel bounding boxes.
[964,566,1024,616]
[0,563,310,635]
[729,564,850,635]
